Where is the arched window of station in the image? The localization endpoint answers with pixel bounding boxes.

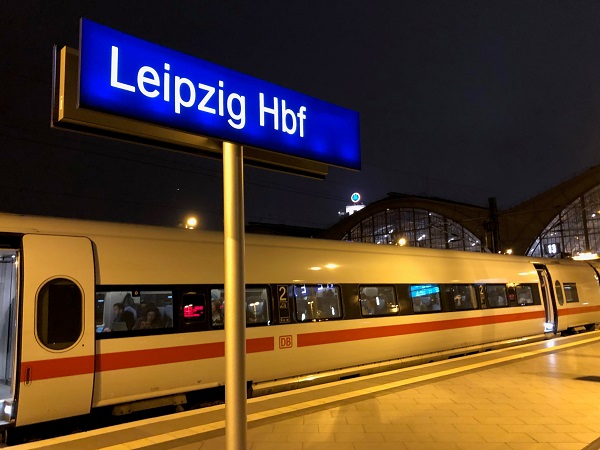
[527,185,600,258]
[342,208,486,252]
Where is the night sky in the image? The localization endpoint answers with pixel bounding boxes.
[3,2,600,231]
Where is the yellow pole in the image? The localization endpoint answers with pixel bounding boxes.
[222,141,247,450]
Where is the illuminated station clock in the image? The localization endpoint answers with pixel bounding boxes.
[345,192,364,215]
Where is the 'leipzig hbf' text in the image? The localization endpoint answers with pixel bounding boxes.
[109,46,307,137]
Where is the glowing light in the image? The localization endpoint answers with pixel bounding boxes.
[309,266,322,271]
[185,216,198,229]
[397,237,407,246]
[324,263,339,269]
[573,252,599,261]
[505,249,513,255]
[518,271,538,276]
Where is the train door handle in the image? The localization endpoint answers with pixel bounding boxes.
[25,367,32,386]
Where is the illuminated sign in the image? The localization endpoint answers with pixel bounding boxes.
[184,304,204,319]
[410,284,440,298]
[79,19,360,170]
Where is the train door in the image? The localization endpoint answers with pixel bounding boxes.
[16,235,95,426]
[0,247,18,428]
[535,264,558,333]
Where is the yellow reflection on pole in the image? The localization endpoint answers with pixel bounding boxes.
[223,141,247,450]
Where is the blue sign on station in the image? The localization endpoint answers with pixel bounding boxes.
[79,19,360,170]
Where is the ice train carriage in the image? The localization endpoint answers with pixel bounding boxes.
[0,213,599,434]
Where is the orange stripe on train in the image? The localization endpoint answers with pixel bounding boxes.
[296,311,546,347]
[561,305,600,315]
[20,337,274,381]
[20,355,94,383]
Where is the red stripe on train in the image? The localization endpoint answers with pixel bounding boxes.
[20,337,274,381]
[97,336,274,372]
[19,355,94,382]
[560,305,600,315]
[296,311,546,347]
[97,342,225,372]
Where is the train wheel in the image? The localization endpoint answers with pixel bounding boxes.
[4,427,25,446]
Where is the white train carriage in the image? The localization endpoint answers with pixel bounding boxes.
[0,212,598,438]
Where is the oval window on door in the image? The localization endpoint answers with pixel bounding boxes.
[37,278,83,350]
[555,280,565,306]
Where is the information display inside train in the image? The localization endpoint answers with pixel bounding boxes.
[79,19,361,170]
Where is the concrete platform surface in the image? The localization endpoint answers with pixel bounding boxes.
[12,331,600,450]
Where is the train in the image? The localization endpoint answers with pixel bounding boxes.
[0,212,599,440]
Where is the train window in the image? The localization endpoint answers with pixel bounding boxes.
[477,285,487,308]
[37,278,83,350]
[246,287,271,325]
[210,286,271,327]
[516,285,535,305]
[506,285,516,306]
[410,284,441,313]
[554,281,565,306]
[211,289,224,327]
[443,285,476,310]
[359,285,398,316]
[564,283,580,303]
[485,284,508,308]
[95,289,174,334]
[294,284,342,322]
[182,292,206,324]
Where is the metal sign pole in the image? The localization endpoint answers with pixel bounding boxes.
[223,141,247,450]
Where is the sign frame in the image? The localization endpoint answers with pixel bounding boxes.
[52,46,330,179]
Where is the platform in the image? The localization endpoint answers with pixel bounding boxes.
[12,331,600,450]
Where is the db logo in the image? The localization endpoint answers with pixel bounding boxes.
[279,335,293,349]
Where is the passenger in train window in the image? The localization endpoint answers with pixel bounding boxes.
[360,297,376,316]
[359,287,377,316]
[318,289,336,319]
[360,286,399,316]
[453,285,476,310]
[454,294,466,309]
[133,305,163,330]
[507,286,516,306]
[410,285,441,313]
[122,293,139,320]
[246,298,267,324]
[306,292,318,320]
[211,299,223,326]
[422,295,441,311]
[516,285,534,305]
[486,285,507,307]
[112,302,135,330]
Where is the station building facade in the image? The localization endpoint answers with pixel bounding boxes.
[319,164,600,259]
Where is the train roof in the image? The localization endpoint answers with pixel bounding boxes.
[0,211,587,268]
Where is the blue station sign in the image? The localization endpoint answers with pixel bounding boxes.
[79,19,360,170]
